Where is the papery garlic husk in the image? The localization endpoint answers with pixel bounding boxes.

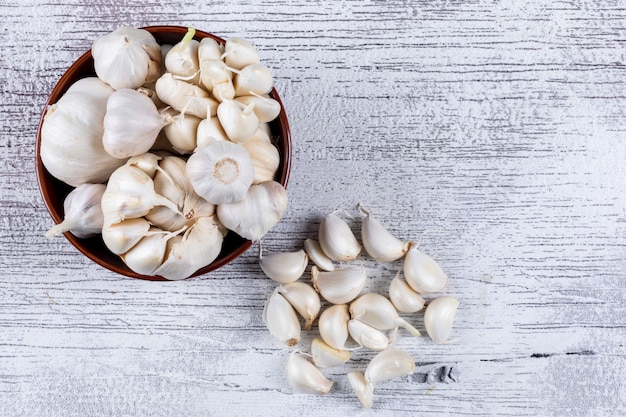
[287,353,333,395]
[359,205,409,262]
[103,88,172,158]
[349,293,420,337]
[311,265,366,305]
[216,181,288,241]
[403,244,448,294]
[259,247,308,284]
[347,371,374,410]
[223,37,260,70]
[121,226,182,276]
[242,131,280,184]
[424,295,459,344]
[45,183,106,238]
[235,94,281,123]
[304,239,335,272]
[198,37,223,62]
[196,116,229,148]
[165,27,200,84]
[364,348,415,384]
[217,99,260,143]
[126,153,162,177]
[102,218,151,255]
[389,272,425,314]
[278,282,320,330]
[347,319,391,351]
[233,63,273,96]
[92,26,162,90]
[162,109,201,154]
[152,216,226,280]
[263,287,300,346]
[318,304,350,350]
[311,338,350,368]
[186,140,255,205]
[318,212,361,261]
[155,73,217,119]
[40,77,125,186]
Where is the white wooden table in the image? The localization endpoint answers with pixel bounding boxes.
[2,1,625,416]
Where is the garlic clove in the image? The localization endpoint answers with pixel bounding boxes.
[242,132,280,184]
[424,295,459,344]
[347,371,374,410]
[364,348,415,384]
[359,205,409,262]
[126,152,162,178]
[102,218,152,255]
[217,99,260,143]
[303,238,335,272]
[349,292,420,336]
[136,86,165,108]
[287,353,333,395]
[45,183,106,239]
[164,27,200,83]
[403,244,448,294]
[223,37,260,70]
[389,271,425,313]
[155,73,217,119]
[278,282,320,330]
[311,265,366,305]
[121,227,181,276]
[196,116,229,148]
[233,63,273,96]
[347,319,391,351]
[145,205,186,232]
[318,304,350,350]
[162,109,201,154]
[216,181,288,241]
[199,59,234,100]
[198,37,224,62]
[259,247,308,284]
[318,212,361,261]
[310,338,350,368]
[263,287,300,347]
[235,94,281,123]
[186,140,255,205]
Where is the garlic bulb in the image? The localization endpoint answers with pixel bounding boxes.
[359,205,409,262]
[424,295,459,344]
[165,27,200,83]
[349,293,421,337]
[278,282,320,330]
[186,140,255,205]
[45,183,106,238]
[287,353,333,395]
[347,371,374,410]
[102,88,172,158]
[102,218,151,255]
[233,63,273,96]
[162,109,201,154]
[389,272,425,313]
[263,287,300,346]
[217,99,260,143]
[403,244,448,294]
[40,77,125,186]
[318,212,361,261]
[216,181,288,241]
[236,94,281,123]
[347,319,391,351]
[318,304,350,350]
[92,26,162,90]
[259,247,308,284]
[364,348,415,384]
[196,116,229,148]
[303,239,335,272]
[310,338,350,368]
[242,131,280,184]
[311,265,366,305]
[223,37,260,70]
[155,73,217,119]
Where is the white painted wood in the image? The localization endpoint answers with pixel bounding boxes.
[1,0,626,415]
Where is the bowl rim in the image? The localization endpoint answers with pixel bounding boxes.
[35,25,292,281]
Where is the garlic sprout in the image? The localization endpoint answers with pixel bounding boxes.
[164,27,200,84]
[45,183,106,238]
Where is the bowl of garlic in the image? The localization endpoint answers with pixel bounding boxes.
[36,25,292,281]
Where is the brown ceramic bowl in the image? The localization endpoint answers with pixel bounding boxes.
[35,26,292,281]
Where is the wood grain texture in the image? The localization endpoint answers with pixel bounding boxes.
[1,0,626,416]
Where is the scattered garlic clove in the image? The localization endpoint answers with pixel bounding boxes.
[349,293,420,337]
[311,265,366,305]
[222,37,260,70]
[310,338,350,368]
[278,282,320,330]
[364,348,415,384]
[424,295,459,344]
[359,204,409,262]
[347,371,374,410]
[318,212,361,261]
[259,247,308,284]
[318,304,350,350]
[242,132,280,184]
[217,99,260,143]
[263,287,300,347]
[403,244,448,294]
[287,353,333,395]
[155,73,217,119]
[45,183,106,239]
[162,109,201,154]
[235,94,281,123]
[389,271,425,313]
[102,218,152,255]
[304,238,335,272]
[164,27,200,84]
[347,319,391,351]
[196,116,229,148]
[233,63,273,96]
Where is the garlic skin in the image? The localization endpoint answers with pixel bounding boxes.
[310,338,350,368]
[318,304,350,350]
[259,248,308,284]
[102,88,172,158]
[348,319,391,351]
[364,348,415,384]
[287,353,333,395]
[424,295,459,344]
[349,293,421,336]
[216,181,288,241]
[217,100,260,143]
[311,265,366,305]
[359,205,409,262]
[92,26,162,90]
[233,63,273,96]
[403,245,448,294]
[278,282,320,330]
[318,213,361,261]
[155,73,218,119]
[389,272,425,313]
[223,37,260,70]
[242,132,280,184]
[303,239,335,272]
[263,288,300,347]
[347,371,374,410]
[165,27,200,83]
[102,218,151,255]
[45,183,106,238]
